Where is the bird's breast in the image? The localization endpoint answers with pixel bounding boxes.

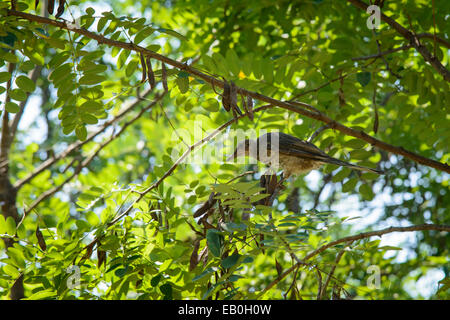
[278,154,323,176]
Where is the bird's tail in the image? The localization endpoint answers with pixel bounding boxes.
[324,157,384,175]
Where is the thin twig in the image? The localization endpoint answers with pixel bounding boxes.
[107,105,271,227]
[308,124,330,142]
[257,224,450,298]
[21,92,164,217]
[351,44,412,61]
[347,0,450,82]
[13,88,155,189]
[319,245,348,299]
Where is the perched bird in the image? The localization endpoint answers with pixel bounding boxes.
[228,132,383,178]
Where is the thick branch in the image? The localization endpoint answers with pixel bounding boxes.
[6,10,450,173]
[347,0,450,82]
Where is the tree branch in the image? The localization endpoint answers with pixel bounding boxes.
[319,245,348,299]
[258,224,450,298]
[416,33,450,50]
[347,0,450,82]
[351,44,412,61]
[13,88,155,190]
[21,91,165,218]
[107,104,270,227]
[0,62,15,170]
[6,10,450,173]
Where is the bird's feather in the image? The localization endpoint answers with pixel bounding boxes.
[260,132,383,174]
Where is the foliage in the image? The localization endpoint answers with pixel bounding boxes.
[0,0,449,300]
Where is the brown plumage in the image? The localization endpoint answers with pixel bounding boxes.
[229,132,383,178]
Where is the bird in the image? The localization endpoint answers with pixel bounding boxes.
[228,132,383,178]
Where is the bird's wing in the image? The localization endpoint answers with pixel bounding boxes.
[270,133,330,162]
[272,133,383,174]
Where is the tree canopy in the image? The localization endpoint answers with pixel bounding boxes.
[0,0,449,300]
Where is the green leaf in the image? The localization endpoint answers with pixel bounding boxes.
[5,102,19,113]
[225,48,241,76]
[45,37,67,50]
[147,44,161,52]
[75,125,88,141]
[49,63,72,82]
[0,215,6,234]
[203,98,220,112]
[157,27,186,41]
[151,274,162,287]
[192,268,214,282]
[125,59,139,77]
[149,248,170,262]
[342,177,358,193]
[262,58,274,83]
[248,193,270,202]
[0,32,17,48]
[86,7,95,15]
[359,183,375,200]
[79,74,106,85]
[97,17,108,32]
[8,247,26,269]
[242,256,254,264]
[378,246,403,251]
[81,113,98,125]
[20,60,35,72]
[134,27,155,44]
[115,266,129,278]
[5,216,16,236]
[117,49,131,70]
[15,75,36,93]
[206,229,223,257]
[80,100,103,112]
[0,72,11,83]
[176,77,189,94]
[332,167,351,183]
[48,52,71,68]
[78,61,107,74]
[343,139,367,149]
[85,211,100,226]
[221,253,240,269]
[3,264,20,278]
[356,72,371,87]
[178,71,190,78]
[159,283,173,299]
[24,290,57,300]
[80,87,104,100]
[187,194,197,204]
[10,88,27,101]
